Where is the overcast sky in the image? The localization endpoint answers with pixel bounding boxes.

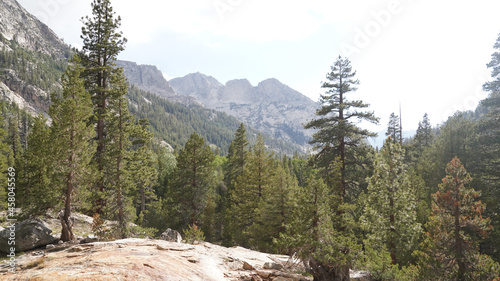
[17,0,500,132]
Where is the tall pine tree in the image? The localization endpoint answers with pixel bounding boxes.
[304,56,377,280]
[361,138,421,266]
[79,0,127,215]
[304,56,378,205]
[170,132,216,233]
[228,134,274,247]
[49,56,95,241]
[385,112,401,144]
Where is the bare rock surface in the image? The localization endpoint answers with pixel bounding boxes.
[0,238,312,281]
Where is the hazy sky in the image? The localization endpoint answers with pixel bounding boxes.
[17,0,500,132]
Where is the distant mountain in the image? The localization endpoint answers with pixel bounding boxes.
[0,0,306,155]
[170,73,318,145]
[116,60,201,106]
[367,130,418,149]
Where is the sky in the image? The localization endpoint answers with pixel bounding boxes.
[16,0,500,132]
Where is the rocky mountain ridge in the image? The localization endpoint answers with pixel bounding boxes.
[117,60,318,146]
[116,60,201,106]
[170,73,319,145]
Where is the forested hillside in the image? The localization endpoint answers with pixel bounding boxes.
[0,0,499,281]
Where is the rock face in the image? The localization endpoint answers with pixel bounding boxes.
[0,0,70,115]
[0,219,57,253]
[160,228,182,243]
[0,238,313,281]
[116,60,202,106]
[170,73,318,146]
[0,0,69,58]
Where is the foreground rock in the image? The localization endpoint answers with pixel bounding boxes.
[160,228,182,243]
[0,219,57,253]
[0,238,312,280]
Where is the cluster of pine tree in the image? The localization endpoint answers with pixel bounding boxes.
[0,1,499,280]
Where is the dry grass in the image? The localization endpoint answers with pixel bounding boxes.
[23,257,47,269]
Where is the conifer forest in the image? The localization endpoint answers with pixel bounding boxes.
[1,0,500,280]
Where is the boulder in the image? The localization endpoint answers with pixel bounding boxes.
[160,228,182,243]
[80,234,99,244]
[264,261,283,270]
[0,219,57,253]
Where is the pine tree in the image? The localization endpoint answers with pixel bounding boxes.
[361,138,421,266]
[224,123,249,193]
[277,167,361,281]
[7,116,22,164]
[0,115,11,210]
[104,69,135,238]
[129,119,158,226]
[18,116,58,215]
[414,113,432,152]
[79,0,127,215]
[228,134,274,247]
[49,56,95,241]
[304,56,378,206]
[303,56,377,280]
[170,132,216,232]
[385,113,401,144]
[417,157,499,280]
[249,162,298,252]
[473,32,500,262]
[222,123,249,244]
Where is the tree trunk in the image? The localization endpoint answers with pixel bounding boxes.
[309,259,350,281]
[455,191,465,280]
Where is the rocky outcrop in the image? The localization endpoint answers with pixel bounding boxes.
[0,0,69,58]
[0,219,57,253]
[0,238,314,281]
[170,73,318,146]
[0,69,51,114]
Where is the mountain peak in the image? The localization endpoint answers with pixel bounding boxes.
[171,73,318,146]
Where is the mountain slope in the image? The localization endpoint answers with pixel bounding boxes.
[0,1,306,155]
[170,73,318,145]
[0,0,69,58]
[0,0,71,115]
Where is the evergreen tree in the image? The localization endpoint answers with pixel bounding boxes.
[0,115,11,210]
[303,56,377,280]
[224,123,249,193]
[414,113,433,153]
[304,56,378,205]
[104,69,135,238]
[417,157,499,280]
[277,166,361,281]
[228,134,274,247]
[473,32,500,262]
[385,113,401,144]
[222,123,249,244]
[18,116,57,216]
[7,116,22,164]
[361,138,422,266]
[129,119,158,227]
[170,132,216,232]
[49,56,95,241]
[249,162,298,252]
[79,0,127,215]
